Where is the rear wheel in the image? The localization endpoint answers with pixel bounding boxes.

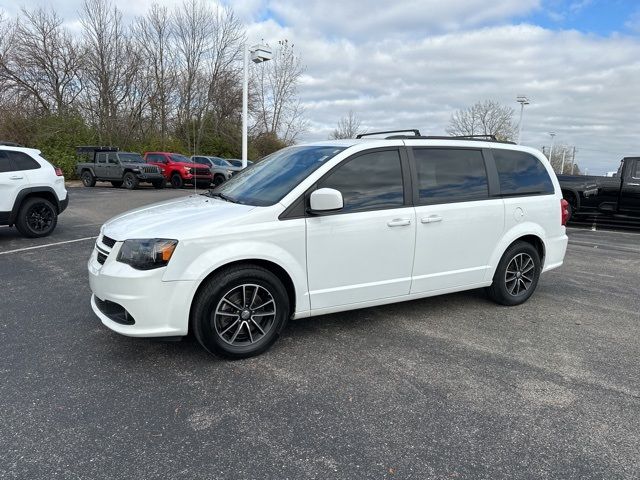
[110,181,123,188]
[170,173,183,189]
[81,170,96,187]
[486,241,541,306]
[123,172,139,190]
[15,197,58,238]
[192,265,289,359]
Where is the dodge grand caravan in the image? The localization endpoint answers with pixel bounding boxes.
[88,131,569,358]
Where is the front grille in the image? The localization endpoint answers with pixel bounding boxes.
[193,168,212,176]
[102,235,116,248]
[94,297,135,325]
[142,166,159,174]
[97,251,107,265]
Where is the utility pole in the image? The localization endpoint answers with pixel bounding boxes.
[560,148,566,174]
[516,96,530,144]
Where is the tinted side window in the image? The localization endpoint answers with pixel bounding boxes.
[146,154,163,163]
[0,151,12,172]
[632,160,640,179]
[9,151,41,171]
[494,150,554,195]
[107,153,118,164]
[413,148,488,203]
[96,153,107,163]
[318,149,404,213]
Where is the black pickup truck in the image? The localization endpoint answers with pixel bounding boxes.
[558,156,640,221]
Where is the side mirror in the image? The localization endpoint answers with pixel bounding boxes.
[309,188,343,213]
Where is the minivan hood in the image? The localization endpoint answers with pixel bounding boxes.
[102,195,255,240]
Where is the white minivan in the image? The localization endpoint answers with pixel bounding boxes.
[88,133,569,358]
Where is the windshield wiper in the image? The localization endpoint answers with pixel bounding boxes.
[204,191,237,203]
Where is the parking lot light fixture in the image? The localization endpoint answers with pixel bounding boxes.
[516,95,530,144]
[242,43,272,169]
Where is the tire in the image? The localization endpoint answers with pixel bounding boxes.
[15,197,58,238]
[81,170,96,187]
[485,241,541,306]
[213,174,226,187]
[123,172,139,190]
[152,179,165,189]
[110,181,123,188]
[170,173,183,189]
[192,265,290,359]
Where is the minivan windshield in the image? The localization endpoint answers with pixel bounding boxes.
[206,145,346,206]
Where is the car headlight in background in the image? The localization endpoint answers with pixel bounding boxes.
[184,166,192,173]
[117,239,178,270]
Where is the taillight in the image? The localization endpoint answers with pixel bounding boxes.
[54,167,63,176]
[560,199,569,226]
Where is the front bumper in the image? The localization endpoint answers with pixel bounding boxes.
[88,239,196,337]
[135,172,165,182]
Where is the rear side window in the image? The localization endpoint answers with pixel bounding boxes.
[318,149,404,213]
[413,148,488,203]
[7,151,41,171]
[96,153,107,163]
[0,151,12,172]
[493,150,554,196]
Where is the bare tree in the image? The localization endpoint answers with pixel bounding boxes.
[329,110,365,139]
[80,0,142,143]
[446,100,517,141]
[253,39,306,144]
[0,8,83,114]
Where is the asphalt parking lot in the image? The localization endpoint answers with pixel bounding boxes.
[1,186,639,479]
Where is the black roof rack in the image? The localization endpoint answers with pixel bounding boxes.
[0,141,24,147]
[356,129,421,139]
[76,145,119,154]
[385,134,515,144]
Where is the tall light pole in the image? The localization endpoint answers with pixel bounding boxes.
[242,43,272,169]
[516,95,530,144]
[548,131,556,166]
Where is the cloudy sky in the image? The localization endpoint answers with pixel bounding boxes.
[3,0,640,173]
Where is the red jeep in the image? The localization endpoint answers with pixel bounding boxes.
[144,152,213,188]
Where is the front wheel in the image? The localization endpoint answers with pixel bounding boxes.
[192,265,290,359]
[81,170,96,187]
[485,241,541,306]
[123,172,139,190]
[15,197,58,238]
[170,173,183,189]
[213,174,225,187]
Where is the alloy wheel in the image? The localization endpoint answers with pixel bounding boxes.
[505,253,535,296]
[26,203,54,232]
[213,284,276,346]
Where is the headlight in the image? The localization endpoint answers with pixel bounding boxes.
[117,239,178,270]
[184,166,192,172]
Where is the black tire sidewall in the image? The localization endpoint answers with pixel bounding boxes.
[489,242,541,306]
[81,171,94,187]
[171,174,183,188]
[213,175,225,186]
[123,173,138,190]
[16,197,58,238]
[193,267,289,359]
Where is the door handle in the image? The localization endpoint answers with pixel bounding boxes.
[10,175,24,180]
[387,218,411,227]
[627,182,640,186]
[421,215,443,224]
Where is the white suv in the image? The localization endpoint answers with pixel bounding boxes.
[88,133,569,358]
[0,144,69,237]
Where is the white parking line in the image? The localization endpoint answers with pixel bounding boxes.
[0,236,97,255]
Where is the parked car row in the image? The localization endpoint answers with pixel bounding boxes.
[76,146,249,190]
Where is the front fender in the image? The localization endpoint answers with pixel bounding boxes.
[484,222,546,281]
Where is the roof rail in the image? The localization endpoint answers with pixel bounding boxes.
[0,140,24,147]
[76,145,119,154]
[385,134,515,144]
[356,129,421,139]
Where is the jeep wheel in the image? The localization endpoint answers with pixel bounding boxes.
[81,170,96,187]
[213,174,226,187]
[15,197,58,238]
[152,179,165,189]
[192,265,290,359]
[486,241,541,306]
[123,172,139,190]
[111,181,123,188]
[170,173,183,189]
